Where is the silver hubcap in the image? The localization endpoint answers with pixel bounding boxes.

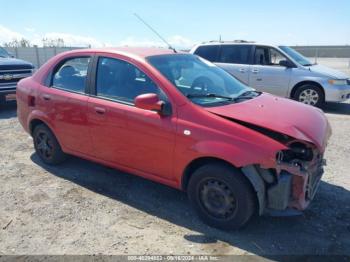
[299,89,319,105]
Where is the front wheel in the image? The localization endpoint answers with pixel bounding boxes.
[293,85,324,108]
[187,163,256,230]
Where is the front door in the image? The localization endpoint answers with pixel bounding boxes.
[249,46,292,97]
[87,56,176,179]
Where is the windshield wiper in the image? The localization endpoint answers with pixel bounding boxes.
[186,93,233,101]
[233,90,261,101]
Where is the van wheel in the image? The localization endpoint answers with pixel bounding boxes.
[293,84,324,107]
[187,163,256,230]
[33,124,67,165]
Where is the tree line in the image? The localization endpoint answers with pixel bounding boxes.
[3,38,66,48]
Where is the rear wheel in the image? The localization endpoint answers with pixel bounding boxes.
[187,163,256,230]
[33,124,67,165]
[293,84,324,107]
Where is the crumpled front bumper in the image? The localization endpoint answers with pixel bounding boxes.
[242,155,325,216]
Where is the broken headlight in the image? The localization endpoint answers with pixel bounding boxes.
[277,142,314,163]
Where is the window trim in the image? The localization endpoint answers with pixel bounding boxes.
[48,55,92,95]
[90,55,170,108]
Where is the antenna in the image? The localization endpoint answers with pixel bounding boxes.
[134,13,177,53]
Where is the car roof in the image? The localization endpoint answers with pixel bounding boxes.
[195,41,281,48]
[63,47,183,59]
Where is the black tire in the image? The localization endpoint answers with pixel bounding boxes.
[293,84,324,108]
[187,163,256,230]
[33,124,67,165]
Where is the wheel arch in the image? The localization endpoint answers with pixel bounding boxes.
[29,118,48,135]
[28,117,63,149]
[290,80,325,99]
[181,157,235,191]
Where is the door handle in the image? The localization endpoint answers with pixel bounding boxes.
[94,107,106,114]
[42,94,51,101]
[239,68,246,73]
[252,69,259,74]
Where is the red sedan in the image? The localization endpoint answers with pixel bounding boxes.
[17,47,331,229]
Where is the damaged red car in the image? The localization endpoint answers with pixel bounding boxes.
[17,47,331,229]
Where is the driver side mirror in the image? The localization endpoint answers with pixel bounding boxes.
[134,93,171,116]
[279,60,294,68]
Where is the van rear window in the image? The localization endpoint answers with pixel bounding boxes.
[219,45,251,65]
[194,45,220,62]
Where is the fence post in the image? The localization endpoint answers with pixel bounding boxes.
[15,47,18,58]
[314,48,318,64]
[34,45,40,68]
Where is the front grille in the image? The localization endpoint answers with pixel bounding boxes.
[0,78,24,84]
[0,69,32,86]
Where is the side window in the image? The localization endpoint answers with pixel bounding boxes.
[254,47,270,65]
[254,47,288,66]
[52,57,90,93]
[96,57,165,104]
[269,48,288,66]
[194,45,220,62]
[219,45,251,64]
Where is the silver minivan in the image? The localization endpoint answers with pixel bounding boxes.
[190,41,350,107]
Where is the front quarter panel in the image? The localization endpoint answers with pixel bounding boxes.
[173,103,287,186]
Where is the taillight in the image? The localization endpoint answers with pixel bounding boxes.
[28,96,35,107]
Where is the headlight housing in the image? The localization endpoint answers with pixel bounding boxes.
[277,142,314,164]
[328,79,348,85]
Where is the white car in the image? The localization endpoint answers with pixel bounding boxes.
[190,41,350,107]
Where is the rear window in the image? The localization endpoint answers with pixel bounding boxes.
[218,45,251,65]
[52,57,90,94]
[194,45,220,62]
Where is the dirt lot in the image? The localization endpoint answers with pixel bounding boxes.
[0,101,349,258]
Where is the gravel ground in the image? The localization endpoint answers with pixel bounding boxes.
[0,101,349,257]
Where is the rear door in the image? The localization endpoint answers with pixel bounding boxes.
[87,55,176,180]
[249,46,292,97]
[39,56,93,155]
[215,45,253,84]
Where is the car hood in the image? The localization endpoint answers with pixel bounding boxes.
[307,64,349,79]
[205,93,331,151]
[0,57,33,69]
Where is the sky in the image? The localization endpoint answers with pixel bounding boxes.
[1,0,350,48]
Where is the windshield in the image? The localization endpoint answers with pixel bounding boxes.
[279,46,312,66]
[147,54,254,106]
[0,47,10,58]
